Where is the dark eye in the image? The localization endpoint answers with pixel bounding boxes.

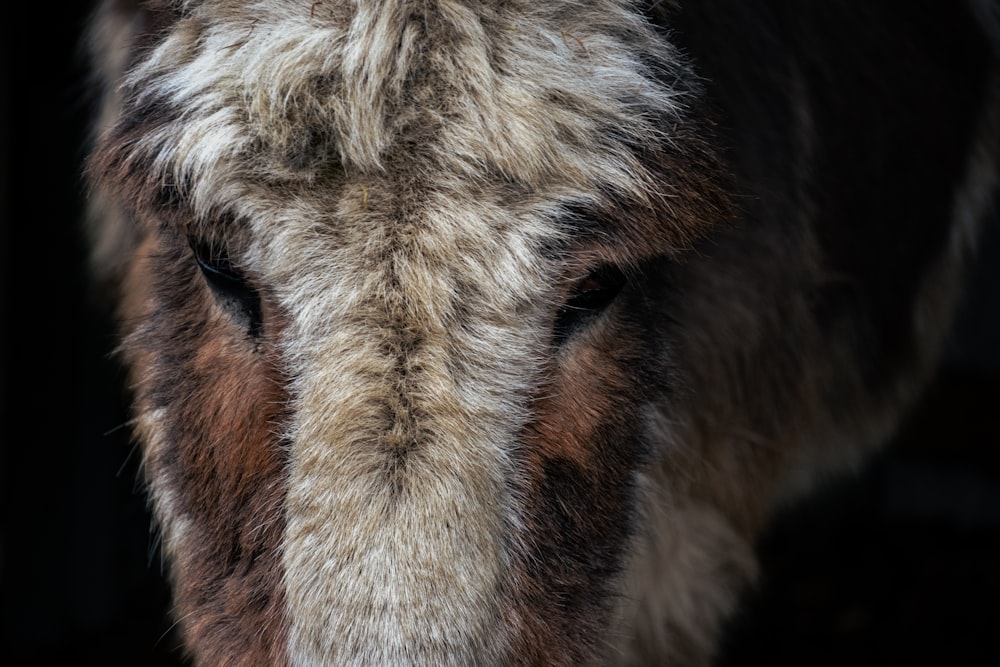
[189,237,263,339]
[553,264,628,345]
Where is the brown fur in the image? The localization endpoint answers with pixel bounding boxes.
[119,220,293,664]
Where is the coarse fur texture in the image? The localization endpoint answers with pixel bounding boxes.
[82,0,1000,665]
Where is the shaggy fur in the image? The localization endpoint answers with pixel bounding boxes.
[83,1,1000,665]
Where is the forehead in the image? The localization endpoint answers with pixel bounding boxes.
[99,0,727,256]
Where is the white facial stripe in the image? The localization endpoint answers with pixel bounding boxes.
[275,207,550,664]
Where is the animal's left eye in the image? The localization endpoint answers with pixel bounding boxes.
[189,237,264,338]
[553,264,628,345]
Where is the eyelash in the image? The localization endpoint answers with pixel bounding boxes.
[188,236,264,339]
[552,264,628,345]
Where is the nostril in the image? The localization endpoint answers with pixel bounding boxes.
[553,264,628,345]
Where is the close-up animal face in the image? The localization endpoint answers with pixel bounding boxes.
[80,0,1000,665]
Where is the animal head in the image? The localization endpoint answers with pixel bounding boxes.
[83,0,999,664]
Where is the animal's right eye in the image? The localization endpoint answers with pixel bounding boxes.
[189,237,264,338]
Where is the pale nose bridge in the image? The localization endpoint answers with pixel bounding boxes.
[280,220,535,662]
[284,319,514,663]
[374,328,427,460]
[289,200,541,463]
[363,247,467,459]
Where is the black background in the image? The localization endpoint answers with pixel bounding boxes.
[2,4,999,666]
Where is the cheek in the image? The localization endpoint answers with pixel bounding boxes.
[124,231,294,663]
[533,354,628,458]
[512,323,653,656]
[528,318,652,467]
